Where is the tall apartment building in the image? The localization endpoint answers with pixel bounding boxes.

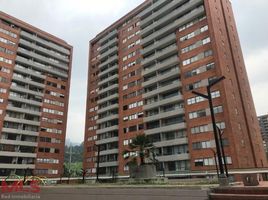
[0,12,72,178]
[84,0,267,178]
[258,114,268,153]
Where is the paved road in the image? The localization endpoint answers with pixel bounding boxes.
[1,186,209,200]
[34,187,208,200]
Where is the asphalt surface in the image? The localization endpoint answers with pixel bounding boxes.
[1,187,209,200]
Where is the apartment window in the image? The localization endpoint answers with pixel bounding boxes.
[195,158,214,166]
[191,124,209,134]
[185,81,201,91]
[211,90,220,98]
[200,25,209,32]
[0,57,12,64]
[0,27,17,38]
[0,88,7,93]
[187,96,205,105]
[0,98,4,103]
[202,37,211,45]
[192,141,211,149]
[189,109,206,119]
[214,105,223,114]
[0,66,11,73]
[216,122,226,129]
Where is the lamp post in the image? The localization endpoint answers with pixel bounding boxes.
[192,76,228,185]
[94,144,100,182]
[209,148,219,178]
[216,126,229,177]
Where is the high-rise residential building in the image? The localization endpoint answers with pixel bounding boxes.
[258,114,268,153]
[0,12,72,178]
[84,0,267,179]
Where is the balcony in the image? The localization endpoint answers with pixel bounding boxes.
[0,163,35,169]
[142,81,182,99]
[97,114,119,124]
[4,116,40,127]
[97,104,119,114]
[97,93,118,104]
[99,55,118,69]
[20,31,70,55]
[95,161,118,168]
[139,0,171,19]
[98,84,118,96]
[0,151,37,158]
[99,38,118,53]
[153,137,188,148]
[19,39,69,63]
[142,45,177,67]
[15,56,68,79]
[99,29,117,45]
[144,109,184,123]
[8,95,42,107]
[98,74,118,86]
[98,65,118,78]
[142,68,180,88]
[98,149,119,156]
[17,47,68,71]
[14,65,46,80]
[144,95,183,110]
[145,122,186,135]
[1,128,39,137]
[10,85,44,97]
[99,46,118,61]
[142,56,179,76]
[0,139,38,147]
[95,137,119,145]
[12,75,45,89]
[141,33,176,56]
[156,153,190,162]
[96,125,119,135]
[141,0,204,37]
[141,5,205,46]
[140,0,186,28]
[6,105,41,116]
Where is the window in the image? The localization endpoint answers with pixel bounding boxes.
[192,141,212,149]
[200,25,209,32]
[211,90,220,98]
[202,37,211,45]
[216,122,226,129]
[0,88,7,93]
[191,124,209,134]
[0,57,12,64]
[187,96,205,105]
[214,105,223,114]
[189,109,206,119]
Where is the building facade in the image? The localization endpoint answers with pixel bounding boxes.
[0,12,72,178]
[84,0,267,178]
[258,114,268,153]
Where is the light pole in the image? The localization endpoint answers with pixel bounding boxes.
[209,148,219,178]
[192,76,228,185]
[217,126,229,177]
[94,144,100,182]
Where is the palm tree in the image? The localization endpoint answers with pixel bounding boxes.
[123,134,153,165]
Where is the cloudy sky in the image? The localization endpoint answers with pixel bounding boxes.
[1,0,267,144]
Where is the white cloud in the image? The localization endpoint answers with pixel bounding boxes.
[245,49,268,116]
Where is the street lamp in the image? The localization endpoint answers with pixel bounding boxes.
[192,76,228,185]
[94,144,101,182]
[209,148,219,178]
[216,126,229,177]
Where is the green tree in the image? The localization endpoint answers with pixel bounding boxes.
[123,134,153,165]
